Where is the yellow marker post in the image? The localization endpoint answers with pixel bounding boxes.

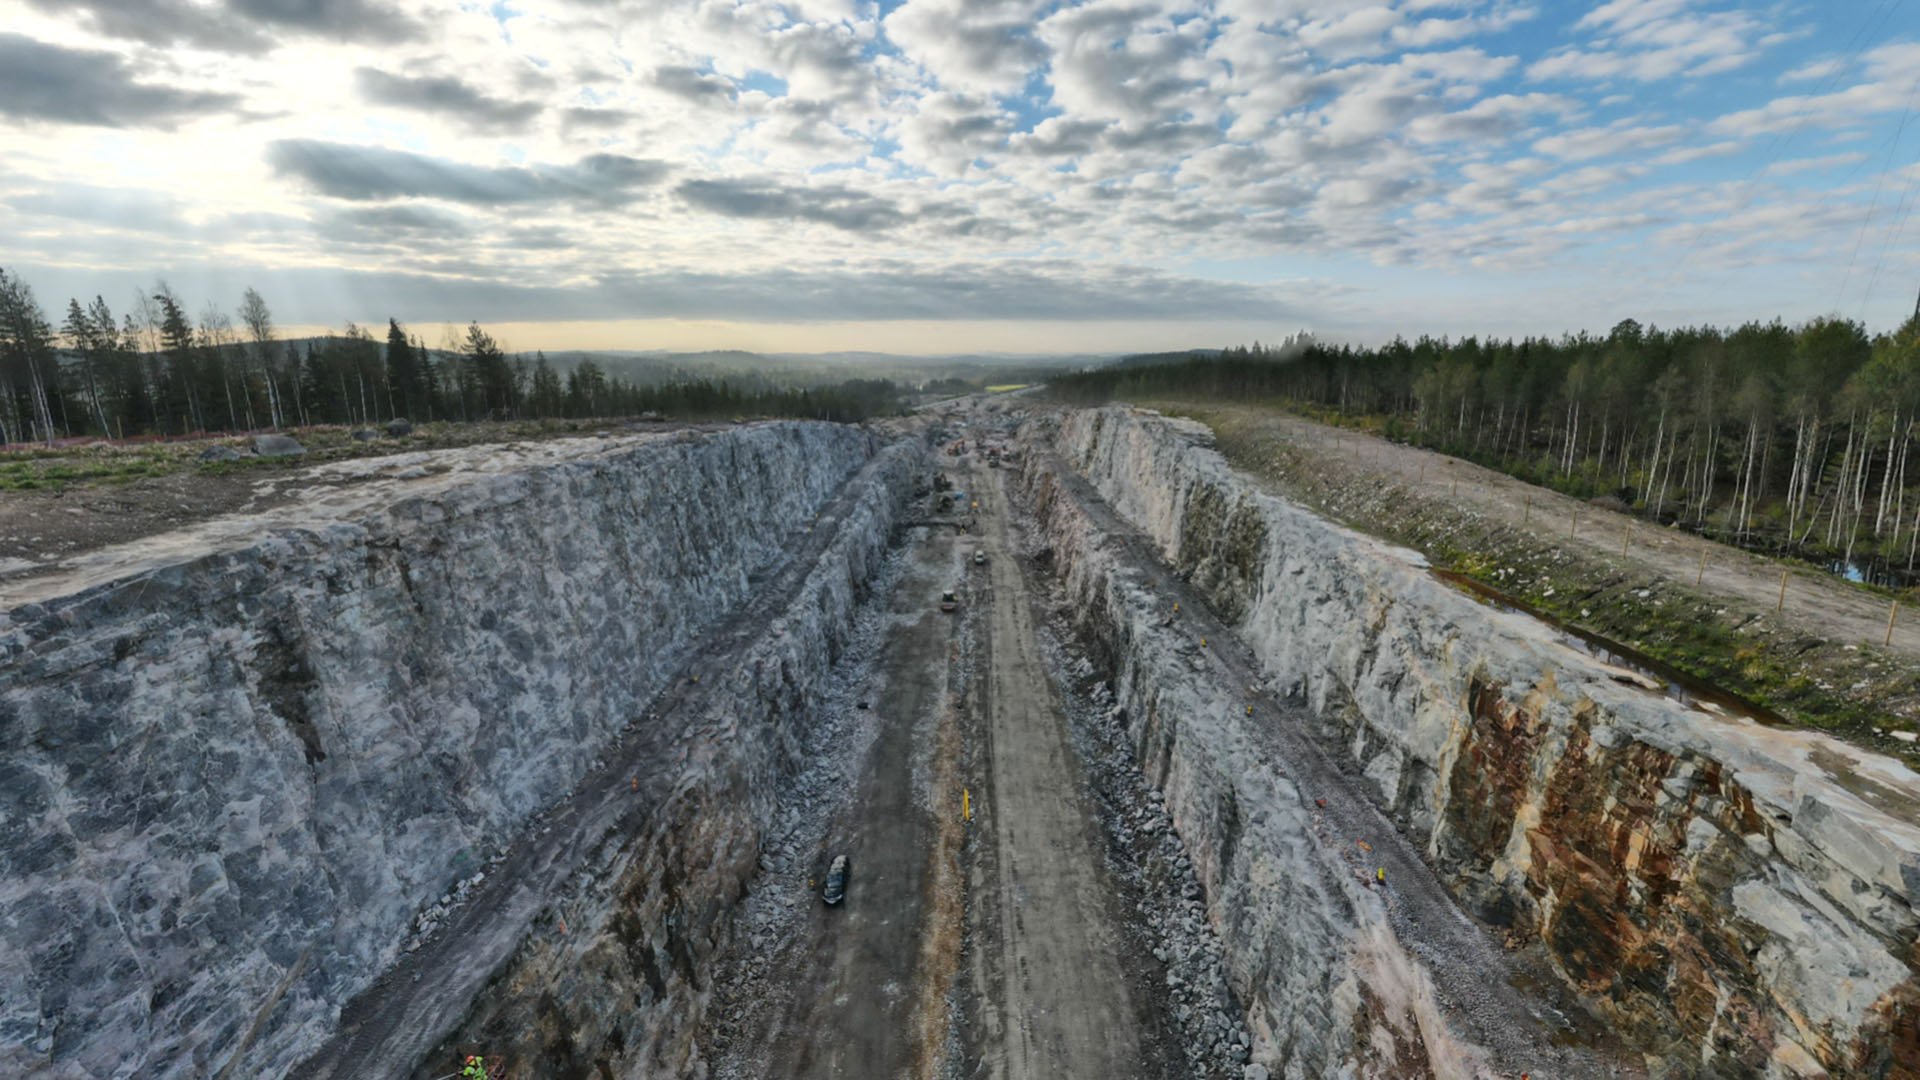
[962,788,972,822]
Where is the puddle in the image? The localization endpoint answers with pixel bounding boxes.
[1431,569,1790,729]
[1806,744,1920,820]
[1828,558,1918,590]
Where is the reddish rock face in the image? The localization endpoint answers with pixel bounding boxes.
[1054,405,1920,1078]
[1445,678,1920,1076]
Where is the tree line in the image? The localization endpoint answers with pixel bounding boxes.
[0,268,901,442]
[1051,316,1920,579]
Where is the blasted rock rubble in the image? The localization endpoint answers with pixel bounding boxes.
[0,422,918,1080]
[680,539,910,1077]
[1034,405,1920,1078]
[1021,429,1521,1077]
[1012,494,1254,1079]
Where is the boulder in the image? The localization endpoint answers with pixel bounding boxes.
[250,433,306,457]
[351,429,378,442]
[198,445,242,462]
[386,418,414,437]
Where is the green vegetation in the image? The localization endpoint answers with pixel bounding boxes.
[0,451,174,490]
[1058,317,1920,587]
[1166,401,1918,748]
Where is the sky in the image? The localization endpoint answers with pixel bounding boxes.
[1,0,1918,354]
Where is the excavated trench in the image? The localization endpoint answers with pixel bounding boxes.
[7,403,1920,1080]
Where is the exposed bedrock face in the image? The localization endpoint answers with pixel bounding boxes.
[0,423,922,1080]
[1041,406,1920,1078]
[1020,434,1481,1077]
[413,435,922,1078]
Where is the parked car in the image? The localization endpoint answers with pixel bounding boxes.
[973,550,987,566]
[940,590,959,612]
[822,855,849,905]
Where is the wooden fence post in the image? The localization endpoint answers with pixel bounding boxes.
[1889,600,1901,647]
[1776,570,1788,614]
[1696,549,1708,586]
[1522,495,1531,526]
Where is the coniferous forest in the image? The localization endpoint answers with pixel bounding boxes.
[1051,316,1920,579]
[0,268,900,442]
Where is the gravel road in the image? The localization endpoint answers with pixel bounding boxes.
[961,454,1165,1080]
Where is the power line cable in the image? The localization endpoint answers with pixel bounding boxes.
[1669,0,1903,276]
[1836,73,1920,313]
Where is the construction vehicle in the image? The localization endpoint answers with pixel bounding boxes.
[823,855,849,905]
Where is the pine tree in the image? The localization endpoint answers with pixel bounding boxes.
[0,269,60,444]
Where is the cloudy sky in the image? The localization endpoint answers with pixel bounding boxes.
[1,0,1917,353]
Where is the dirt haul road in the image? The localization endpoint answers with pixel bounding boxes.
[728,514,964,1079]
[1189,404,1920,659]
[708,444,1168,1080]
[962,453,1160,1079]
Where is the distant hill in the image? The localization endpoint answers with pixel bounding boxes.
[276,337,1122,391]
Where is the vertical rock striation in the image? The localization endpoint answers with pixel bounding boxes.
[0,423,918,1079]
[403,432,925,1079]
[1041,405,1920,1077]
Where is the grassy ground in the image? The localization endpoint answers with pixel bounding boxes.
[1139,399,1920,762]
[0,418,663,494]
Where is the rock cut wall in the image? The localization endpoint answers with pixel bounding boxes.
[0,423,906,1079]
[402,431,925,1079]
[1020,441,1479,1076]
[1047,406,1920,1077]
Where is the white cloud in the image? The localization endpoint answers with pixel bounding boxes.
[1529,0,1772,83]
[884,0,1046,95]
[0,0,1909,340]
[1533,121,1684,161]
[1763,152,1868,177]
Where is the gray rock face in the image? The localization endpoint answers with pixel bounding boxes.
[0,422,901,1079]
[410,435,925,1078]
[1019,432,1472,1076]
[385,419,413,438]
[1042,406,1920,1076]
[250,433,305,457]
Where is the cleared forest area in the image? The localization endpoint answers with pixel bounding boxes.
[1120,399,1920,759]
[1052,316,1920,589]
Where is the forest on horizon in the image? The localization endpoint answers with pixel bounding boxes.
[1055,314,1920,580]
[0,268,904,440]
